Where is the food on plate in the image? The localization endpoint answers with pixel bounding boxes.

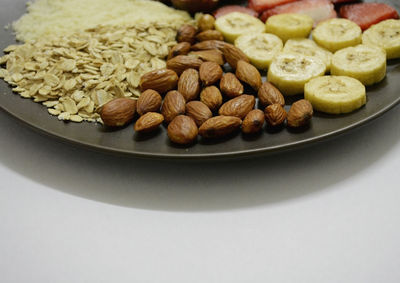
[177,24,198,44]
[168,42,191,60]
[213,5,259,19]
[340,2,399,31]
[189,50,225,65]
[178,68,201,101]
[235,33,283,70]
[265,13,314,42]
[267,53,326,96]
[166,55,203,75]
[218,95,256,119]
[249,0,299,12]
[304,76,366,114]
[100,98,137,127]
[140,69,179,94]
[195,30,224,42]
[185,101,213,126]
[362,19,400,59]
[218,43,250,69]
[258,82,285,107]
[199,116,242,139]
[219,73,244,99]
[161,90,186,123]
[235,60,263,91]
[134,112,164,133]
[198,14,216,31]
[264,104,287,127]
[331,44,386,86]
[214,12,266,43]
[200,86,223,112]
[171,0,219,13]
[242,109,265,134]
[136,89,163,116]
[312,18,362,52]
[167,115,199,145]
[287,99,313,128]
[199,61,223,86]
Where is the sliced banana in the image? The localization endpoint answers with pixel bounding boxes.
[267,53,326,96]
[362,19,400,59]
[331,44,386,86]
[312,18,362,53]
[265,13,314,43]
[215,12,265,43]
[283,38,333,73]
[304,76,366,114]
[235,33,283,70]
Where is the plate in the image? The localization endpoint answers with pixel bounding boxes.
[1,0,400,160]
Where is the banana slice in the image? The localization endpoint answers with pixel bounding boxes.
[283,39,333,73]
[362,19,400,59]
[312,18,362,53]
[267,53,326,96]
[235,33,283,70]
[265,13,314,43]
[304,76,366,114]
[215,12,266,43]
[331,44,386,86]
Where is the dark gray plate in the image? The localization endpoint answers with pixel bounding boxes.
[1,0,399,160]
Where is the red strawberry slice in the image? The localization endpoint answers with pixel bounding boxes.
[213,5,259,19]
[331,0,358,4]
[260,0,337,23]
[340,3,399,31]
[249,0,299,12]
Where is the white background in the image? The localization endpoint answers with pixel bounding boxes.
[1,106,400,283]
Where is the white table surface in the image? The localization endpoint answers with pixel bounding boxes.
[1,106,400,283]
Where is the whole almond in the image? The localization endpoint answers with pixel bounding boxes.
[235,60,262,91]
[199,116,242,139]
[161,90,186,123]
[101,98,137,127]
[136,89,162,116]
[185,101,213,127]
[220,73,244,98]
[134,112,164,133]
[200,86,223,112]
[167,115,199,145]
[168,42,191,60]
[177,24,197,44]
[265,104,287,127]
[196,30,224,42]
[242,109,265,134]
[140,69,178,93]
[189,50,225,65]
[191,40,227,51]
[219,43,249,69]
[166,55,203,75]
[178,68,201,101]
[258,82,285,107]
[199,61,223,86]
[198,14,215,31]
[287,99,313,128]
[219,94,255,119]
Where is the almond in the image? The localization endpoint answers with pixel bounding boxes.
[198,14,215,32]
[166,55,203,75]
[199,61,223,86]
[219,43,249,69]
[161,90,186,123]
[178,68,201,101]
[200,86,223,112]
[242,109,265,134]
[177,24,197,44]
[189,50,225,65]
[235,60,262,91]
[185,101,213,127]
[199,116,242,139]
[287,99,313,128]
[140,69,178,94]
[196,30,224,42]
[134,112,164,133]
[258,82,285,107]
[101,98,137,127]
[167,115,199,145]
[168,42,191,60]
[191,40,227,51]
[220,73,243,98]
[218,94,255,119]
[136,89,162,116]
[265,104,287,127]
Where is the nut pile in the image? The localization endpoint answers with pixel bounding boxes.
[100,14,314,145]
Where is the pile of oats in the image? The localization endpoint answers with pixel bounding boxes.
[0,23,177,123]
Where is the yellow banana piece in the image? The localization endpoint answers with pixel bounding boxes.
[265,13,314,43]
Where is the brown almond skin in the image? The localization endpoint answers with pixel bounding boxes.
[196,30,224,42]
[185,101,213,127]
[191,40,227,51]
[199,61,223,86]
[218,94,255,119]
[265,104,287,127]
[140,69,178,93]
[235,60,262,91]
[258,82,285,107]
[219,43,249,69]
[189,50,225,65]
[200,86,223,112]
[178,68,201,101]
[101,98,137,127]
[134,112,164,133]
[220,73,244,98]
[167,115,199,145]
[177,24,197,44]
[287,99,313,128]
[166,55,203,75]
[136,89,162,116]
[168,42,191,60]
[198,14,215,32]
[199,116,242,139]
[161,90,186,123]
[242,109,265,134]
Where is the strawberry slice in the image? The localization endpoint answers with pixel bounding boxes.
[260,0,337,23]
[340,3,399,31]
[213,5,259,19]
[331,0,358,4]
[248,0,299,12]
